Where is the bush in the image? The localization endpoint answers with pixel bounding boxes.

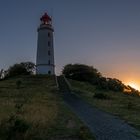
[5,62,35,78]
[6,64,28,77]
[93,92,110,100]
[20,62,35,74]
[0,115,30,140]
[78,126,94,140]
[62,64,101,84]
[15,103,24,114]
[62,64,128,93]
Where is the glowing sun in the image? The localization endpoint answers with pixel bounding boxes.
[127,82,140,91]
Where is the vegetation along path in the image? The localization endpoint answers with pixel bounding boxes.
[57,76,140,140]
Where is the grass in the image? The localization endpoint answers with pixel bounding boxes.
[0,75,95,140]
[69,79,140,131]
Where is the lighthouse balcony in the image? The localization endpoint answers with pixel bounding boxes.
[38,24,54,32]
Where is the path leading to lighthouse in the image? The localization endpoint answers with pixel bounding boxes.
[57,76,140,140]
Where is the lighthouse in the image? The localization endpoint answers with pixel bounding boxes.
[36,13,55,75]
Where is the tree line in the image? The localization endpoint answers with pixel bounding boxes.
[0,62,139,95]
[0,62,35,79]
[62,64,140,95]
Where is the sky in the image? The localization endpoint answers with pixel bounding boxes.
[0,0,140,88]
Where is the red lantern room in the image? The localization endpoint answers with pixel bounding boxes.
[40,13,52,25]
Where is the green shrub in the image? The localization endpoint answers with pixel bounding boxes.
[78,126,94,140]
[15,103,24,114]
[0,115,30,140]
[62,64,101,84]
[5,62,35,78]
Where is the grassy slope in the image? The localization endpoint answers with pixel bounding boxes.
[0,75,94,140]
[69,79,140,131]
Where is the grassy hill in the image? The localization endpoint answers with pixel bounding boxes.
[68,79,140,131]
[0,75,94,140]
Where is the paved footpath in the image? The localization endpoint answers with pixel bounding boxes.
[62,92,140,140]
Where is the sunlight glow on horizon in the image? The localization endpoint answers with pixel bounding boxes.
[126,82,140,91]
[102,70,140,92]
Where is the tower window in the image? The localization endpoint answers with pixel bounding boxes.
[48,33,51,37]
[48,71,51,74]
[48,50,50,55]
[48,41,51,46]
[48,60,50,65]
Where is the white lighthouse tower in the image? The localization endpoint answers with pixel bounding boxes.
[36,13,55,75]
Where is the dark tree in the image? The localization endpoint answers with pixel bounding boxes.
[20,62,35,74]
[97,77,108,90]
[62,64,101,84]
[6,64,28,77]
[106,78,124,92]
[127,85,140,96]
[62,63,128,93]
[6,62,35,78]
